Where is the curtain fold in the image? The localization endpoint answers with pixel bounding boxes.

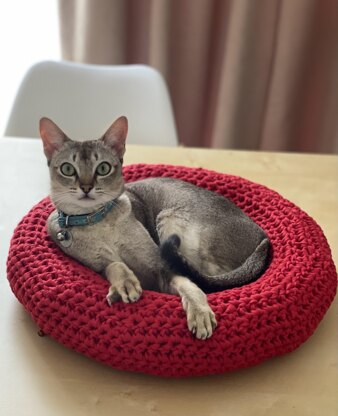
[58,0,338,153]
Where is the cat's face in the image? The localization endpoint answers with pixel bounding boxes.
[40,117,127,214]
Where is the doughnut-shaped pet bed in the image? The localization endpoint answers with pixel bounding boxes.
[7,164,337,377]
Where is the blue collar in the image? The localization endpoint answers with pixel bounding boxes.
[58,200,116,228]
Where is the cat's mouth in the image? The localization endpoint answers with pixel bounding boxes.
[79,195,95,201]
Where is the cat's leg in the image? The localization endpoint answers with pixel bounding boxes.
[169,275,217,339]
[105,262,142,305]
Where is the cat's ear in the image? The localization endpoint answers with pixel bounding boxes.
[101,116,128,161]
[39,118,69,161]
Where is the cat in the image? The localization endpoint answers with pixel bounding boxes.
[40,116,270,340]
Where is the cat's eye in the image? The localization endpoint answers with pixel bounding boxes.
[96,162,112,176]
[60,163,76,177]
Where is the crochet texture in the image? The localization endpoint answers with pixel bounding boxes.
[7,164,337,377]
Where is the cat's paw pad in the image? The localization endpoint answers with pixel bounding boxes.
[106,276,142,305]
[187,306,217,340]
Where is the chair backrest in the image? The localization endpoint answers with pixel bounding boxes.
[5,61,178,146]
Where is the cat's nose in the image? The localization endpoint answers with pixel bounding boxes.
[80,184,93,194]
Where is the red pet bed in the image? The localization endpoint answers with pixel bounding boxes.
[7,164,337,377]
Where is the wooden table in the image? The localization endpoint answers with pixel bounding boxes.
[1,137,337,416]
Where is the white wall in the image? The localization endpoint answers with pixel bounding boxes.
[0,0,60,134]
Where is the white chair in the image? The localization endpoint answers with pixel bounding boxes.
[5,61,178,146]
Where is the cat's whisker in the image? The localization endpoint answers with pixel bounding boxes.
[52,193,75,205]
[100,191,118,200]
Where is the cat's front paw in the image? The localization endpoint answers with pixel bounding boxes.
[186,305,217,340]
[106,274,142,305]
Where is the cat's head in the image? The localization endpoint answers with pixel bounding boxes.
[39,116,127,214]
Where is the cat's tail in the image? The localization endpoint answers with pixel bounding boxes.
[160,234,270,293]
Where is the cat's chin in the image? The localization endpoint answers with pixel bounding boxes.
[53,197,112,215]
[77,197,100,208]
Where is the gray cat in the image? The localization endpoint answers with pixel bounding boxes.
[40,116,269,339]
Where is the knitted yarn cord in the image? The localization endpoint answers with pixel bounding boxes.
[7,164,337,377]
